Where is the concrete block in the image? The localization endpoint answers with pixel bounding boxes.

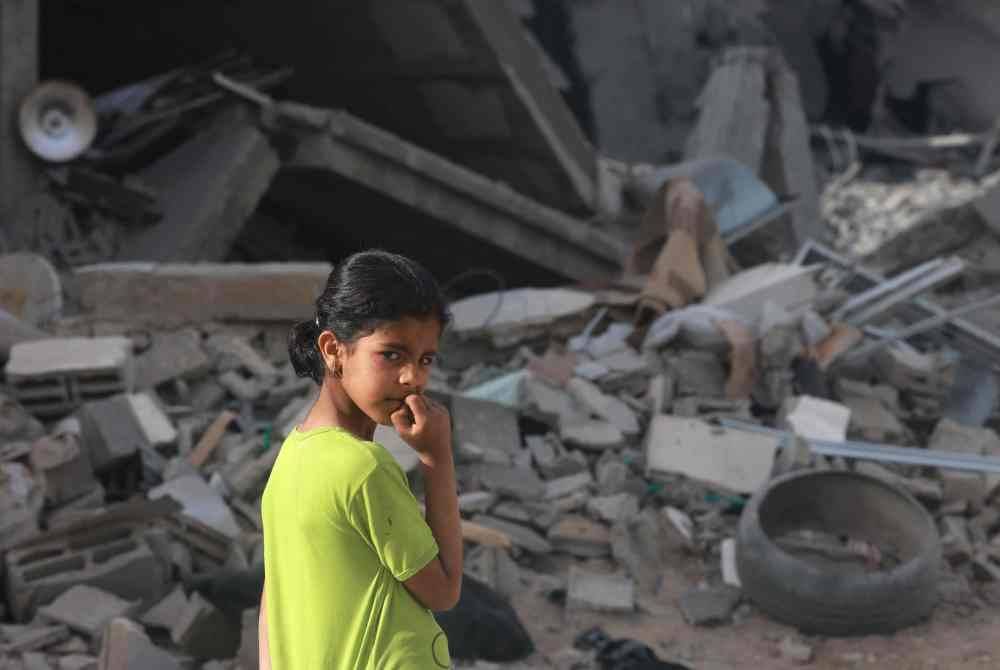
[941,471,988,512]
[99,617,183,670]
[929,419,1000,456]
[5,338,133,418]
[464,546,522,600]
[78,395,145,473]
[149,475,240,540]
[781,395,851,442]
[667,351,728,398]
[37,585,137,639]
[451,395,521,455]
[4,524,169,622]
[125,394,176,449]
[471,515,552,553]
[543,472,593,501]
[30,433,96,507]
[525,434,587,479]
[134,329,210,389]
[560,420,623,451]
[457,491,496,515]
[567,566,634,613]
[169,592,238,660]
[678,585,741,626]
[645,415,780,494]
[477,464,544,502]
[566,377,639,436]
[0,462,43,553]
[843,395,908,443]
[139,585,188,631]
[74,263,331,324]
[586,493,639,525]
[875,345,956,397]
[547,515,611,557]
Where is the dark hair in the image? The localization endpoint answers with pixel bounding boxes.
[288,250,451,384]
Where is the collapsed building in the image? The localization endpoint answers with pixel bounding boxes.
[3,1,1000,668]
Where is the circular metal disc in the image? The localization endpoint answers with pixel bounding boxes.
[19,80,98,162]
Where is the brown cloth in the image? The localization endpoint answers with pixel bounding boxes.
[625,178,735,327]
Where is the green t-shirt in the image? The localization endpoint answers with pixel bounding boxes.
[262,426,450,669]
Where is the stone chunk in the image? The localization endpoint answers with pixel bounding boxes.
[548,515,611,557]
[139,585,189,630]
[567,566,635,613]
[779,635,814,664]
[941,471,988,512]
[525,434,587,479]
[458,491,497,515]
[667,351,728,398]
[843,395,908,443]
[677,585,741,626]
[30,432,96,507]
[781,395,851,442]
[37,585,137,639]
[929,419,1000,456]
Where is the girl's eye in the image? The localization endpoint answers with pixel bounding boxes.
[421,355,435,366]
[382,351,401,362]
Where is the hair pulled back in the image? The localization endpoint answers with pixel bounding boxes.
[288,250,451,384]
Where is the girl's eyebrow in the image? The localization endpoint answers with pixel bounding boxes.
[381,341,437,356]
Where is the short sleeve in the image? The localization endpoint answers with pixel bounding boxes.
[348,462,439,582]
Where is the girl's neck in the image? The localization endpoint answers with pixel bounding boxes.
[298,379,376,442]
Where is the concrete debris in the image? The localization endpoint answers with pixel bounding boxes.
[781,396,851,443]
[37,585,137,639]
[677,585,741,626]
[779,635,814,664]
[547,515,612,558]
[448,288,595,345]
[99,617,183,670]
[566,566,635,613]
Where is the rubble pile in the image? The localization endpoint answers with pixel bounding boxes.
[1,230,999,667]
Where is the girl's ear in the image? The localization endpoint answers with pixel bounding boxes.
[317,330,343,379]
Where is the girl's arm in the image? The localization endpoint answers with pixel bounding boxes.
[259,583,272,670]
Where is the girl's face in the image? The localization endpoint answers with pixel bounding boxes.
[337,316,442,426]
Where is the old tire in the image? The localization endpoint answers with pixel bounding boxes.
[736,469,940,635]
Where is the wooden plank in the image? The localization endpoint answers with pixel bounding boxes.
[189,410,237,468]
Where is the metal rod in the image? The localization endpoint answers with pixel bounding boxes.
[718,418,1000,474]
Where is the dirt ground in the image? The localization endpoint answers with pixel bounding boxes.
[505,560,1000,670]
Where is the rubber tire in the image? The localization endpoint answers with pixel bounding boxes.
[736,469,941,636]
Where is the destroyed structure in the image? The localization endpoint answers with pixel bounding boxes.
[3,1,1000,669]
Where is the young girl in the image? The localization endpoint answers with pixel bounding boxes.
[259,250,462,669]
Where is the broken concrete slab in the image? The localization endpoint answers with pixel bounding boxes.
[842,395,909,443]
[781,395,851,442]
[704,263,821,322]
[134,329,211,390]
[666,351,728,398]
[126,393,176,449]
[678,585,741,626]
[458,491,497,516]
[543,471,593,501]
[566,377,640,436]
[560,420,624,452]
[116,106,279,263]
[5,337,133,418]
[37,585,137,639]
[586,493,639,525]
[99,617,183,670]
[645,416,780,494]
[139,585,188,631]
[464,545,522,600]
[471,515,552,553]
[547,515,611,557]
[478,464,545,502]
[567,566,635,613]
[169,591,238,660]
[148,475,240,539]
[449,288,595,344]
[522,376,587,429]
[451,395,522,457]
[286,108,623,282]
[75,262,332,324]
[78,395,147,473]
[525,434,587,479]
[929,418,1000,456]
[875,345,957,397]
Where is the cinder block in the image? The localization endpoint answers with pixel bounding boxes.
[4,524,169,622]
[5,338,133,418]
[30,433,96,507]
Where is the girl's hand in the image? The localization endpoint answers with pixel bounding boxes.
[390,393,452,464]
